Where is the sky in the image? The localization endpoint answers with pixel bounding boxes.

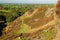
[0,0,57,4]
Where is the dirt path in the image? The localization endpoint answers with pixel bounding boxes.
[20,8,39,20]
[28,20,55,33]
[28,18,60,40]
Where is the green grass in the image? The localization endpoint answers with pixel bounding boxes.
[14,28,56,40]
[41,28,56,40]
[17,22,31,34]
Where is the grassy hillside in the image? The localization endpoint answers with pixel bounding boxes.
[0,4,56,40]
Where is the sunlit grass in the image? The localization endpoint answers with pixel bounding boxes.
[16,22,31,34]
[40,28,56,40]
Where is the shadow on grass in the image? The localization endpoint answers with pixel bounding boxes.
[0,15,7,36]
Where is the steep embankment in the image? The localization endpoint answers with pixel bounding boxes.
[0,6,56,40]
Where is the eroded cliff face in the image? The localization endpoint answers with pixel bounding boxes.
[55,0,60,16]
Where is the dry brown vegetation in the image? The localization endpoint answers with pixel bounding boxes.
[0,5,57,40]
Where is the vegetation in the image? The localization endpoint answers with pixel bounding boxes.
[0,4,56,40]
[0,4,54,23]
